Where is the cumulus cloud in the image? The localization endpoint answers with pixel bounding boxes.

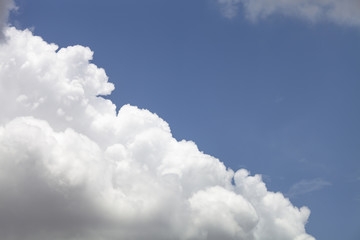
[0,24,315,240]
[287,178,331,198]
[217,0,360,27]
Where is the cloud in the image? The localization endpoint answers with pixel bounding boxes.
[218,0,242,18]
[0,0,15,39]
[287,178,331,197]
[0,22,315,240]
[217,0,360,27]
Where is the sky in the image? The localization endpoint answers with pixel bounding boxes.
[0,0,359,239]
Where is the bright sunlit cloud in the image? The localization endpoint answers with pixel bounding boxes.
[0,2,316,239]
[0,25,314,240]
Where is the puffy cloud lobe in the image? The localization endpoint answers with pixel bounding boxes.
[0,27,315,240]
[234,170,313,240]
[218,0,360,27]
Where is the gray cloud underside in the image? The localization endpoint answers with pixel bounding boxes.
[0,0,14,39]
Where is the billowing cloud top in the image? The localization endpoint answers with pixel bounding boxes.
[0,23,315,240]
[218,0,360,27]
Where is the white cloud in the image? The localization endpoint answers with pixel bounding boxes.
[217,0,360,27]
[288,178,331,197]
[0,25,315,240]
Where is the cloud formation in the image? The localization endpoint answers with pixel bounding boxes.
[0,24,315,240]
[218,0,360,27]
[288,178,331,198]
[0,0,14,38]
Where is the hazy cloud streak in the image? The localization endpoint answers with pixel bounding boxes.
[288,178,331,198]
[217,0,360,27]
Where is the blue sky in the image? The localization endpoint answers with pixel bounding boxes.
[9,0,360,239]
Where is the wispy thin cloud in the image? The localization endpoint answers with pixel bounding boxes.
[217,0,360,27]
[218,0,241,18]
[287,178,331,198]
